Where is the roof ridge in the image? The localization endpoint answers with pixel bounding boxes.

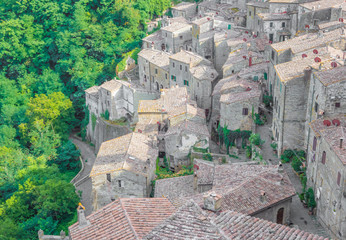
[119,199,140,240]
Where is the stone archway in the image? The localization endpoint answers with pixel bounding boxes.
[277,207,284,224]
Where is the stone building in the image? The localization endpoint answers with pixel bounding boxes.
[267,28,345,95]
[155,160,296,225]
[137,86,209,169]
[246,1,269,31]
[171,2,197,20]
[161,21,193,53]
[169,50,218,110]
[271,55,341,155]
[219,78,261,131]
[90,133,158,211]
[138,48,171,91]
[306,115,346,239]
[304,66,346,149]
[85,79,157,151]
[67,197,327,240]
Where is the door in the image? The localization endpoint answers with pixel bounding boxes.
[277,208,284,224]
[269,34,274,43]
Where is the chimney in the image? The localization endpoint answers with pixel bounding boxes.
[278,162,284,173]
[260,191,267,203]
[38,230,44,240]
[77,203,90,228]
[304,67,312,81]
[340,138,344,148]
[203,192,222,212]
[60,230,66,239]
[249,56,252,67]
[193,172,198,191]
[280,177,285,185]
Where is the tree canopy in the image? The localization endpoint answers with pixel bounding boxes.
[0,0,171,238]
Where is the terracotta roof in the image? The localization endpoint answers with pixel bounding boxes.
[143,30,164,43]
[271,29,344,54]
[212,75,239,96]
[143,200,227,240]
[300,0,344,10]
[309,115,346,164]
[100,80,123,92]
[170,50,206,65]
[190,64,219,81]
[165,120,210,137]
[214,210,329,240]
[161,22,191,33]
[195,159,215,185]
[173,164,296,216]
[314,65,346,86]
[172,2,196,10]
[90,133,158,176]
[258,13,290,21]
[220,87,261,104]
[69,198,176,240]
[138,49,171,71]
[154,175,195,199]
[238,62,269,76]
[85,85,99,95]
[318,21,344,30]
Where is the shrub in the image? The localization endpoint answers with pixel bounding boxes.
[263,94,273,108]
[245,146,252,158]
[270,142,277,150]
[91,113,97,131]
[254,113,264,125]
[291,156,302,173]
[305,188,316,209]
[249,133,264,146]
[203,153,213,162]
[281,149,305,163]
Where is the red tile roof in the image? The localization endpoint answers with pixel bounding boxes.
[68,198,175,240]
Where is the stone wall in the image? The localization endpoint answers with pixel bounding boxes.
[252,198,292,224]
[306,130,346,239]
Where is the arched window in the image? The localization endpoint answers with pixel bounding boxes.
[322,151,326,164]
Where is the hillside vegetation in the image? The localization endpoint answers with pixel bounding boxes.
[0,0,170,238]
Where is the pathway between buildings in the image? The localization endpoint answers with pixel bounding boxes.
[256,111,329,237]
[70,135,96,216]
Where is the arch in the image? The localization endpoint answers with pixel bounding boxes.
[156,82,159,91]
[276,208,284,224]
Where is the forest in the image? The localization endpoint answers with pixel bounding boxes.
[0,0,171,239]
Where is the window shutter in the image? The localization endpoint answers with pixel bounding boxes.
[322,151,326,164]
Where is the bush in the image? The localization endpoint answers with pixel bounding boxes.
[249,133,264,147]
[305,188,316,209]
[263,94,273,108]
[254,113,264,125]
[203,153,213,162]
[270,142,277,150]
[281,149,305,163]
[291,156,302,173]
[245,146,252,158]
[91,113,97,131]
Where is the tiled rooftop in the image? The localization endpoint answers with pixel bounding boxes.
[258,13,290,20]
[143,30,164,44]
[171,2,196,10]
[138,49,171,70]
[154,175,195,200]
[85,85,99,95]
[161,21,191,33]
[170,50,206,65]
[190,64,218,81]
[318,21,344,30]
[310,115,346,164]
[238,62,269,76]
[100,80,123,92]
[220,87,261,104]
[212,75,239,96]
[271,29,344,54]
[143,200,226,240]
[90,133,158,176]
[214,210,329,240]
[247,1,269,8]
[68,198,176,240]
[314,65,346,86]
[195,159,215,185]
[300,0,344,10]
[165,120,210,137]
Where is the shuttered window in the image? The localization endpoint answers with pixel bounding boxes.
[242,108,248,115]
[322,151,326,164]
[313,137,317,151]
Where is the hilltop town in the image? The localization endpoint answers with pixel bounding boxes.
[37,0,346,239]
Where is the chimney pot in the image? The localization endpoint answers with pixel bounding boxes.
[77,203,90,228]
[203,192,222,212]
[260,191,267,202]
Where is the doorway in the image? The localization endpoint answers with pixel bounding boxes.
[277,208,284,224]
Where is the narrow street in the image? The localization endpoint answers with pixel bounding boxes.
[256,110,330,238]
[70,135,96,216]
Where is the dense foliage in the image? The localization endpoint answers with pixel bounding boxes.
[0,0,171,238]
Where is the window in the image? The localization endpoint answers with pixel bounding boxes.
[335,102,341,108]
[282,22,285,28]
[271,50,275,60]
[107,91,110,96]
[165,73,168,79]
[249,11,251,16]
[228,24,231,29]
[313,137,317,151]
[337,172,341,186]
[144,66,146,71]
[270,22,273,28]
[107,173,111,182]
[183,80,189,86]
[242,108,248,115]
[155,68,158,74]
[197,82,199,87]
[152,76,155,82]
[179,35,183,40]
[322,151,326,164]
[147,42,149,48]
[314,102,319,113]
[171,75,176,81]
[185,66,188,72]
[107,101,110,106]
[165,33,167,37]
[180,65,182,71]
[173,62,175,68]
[118,180,123,188]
